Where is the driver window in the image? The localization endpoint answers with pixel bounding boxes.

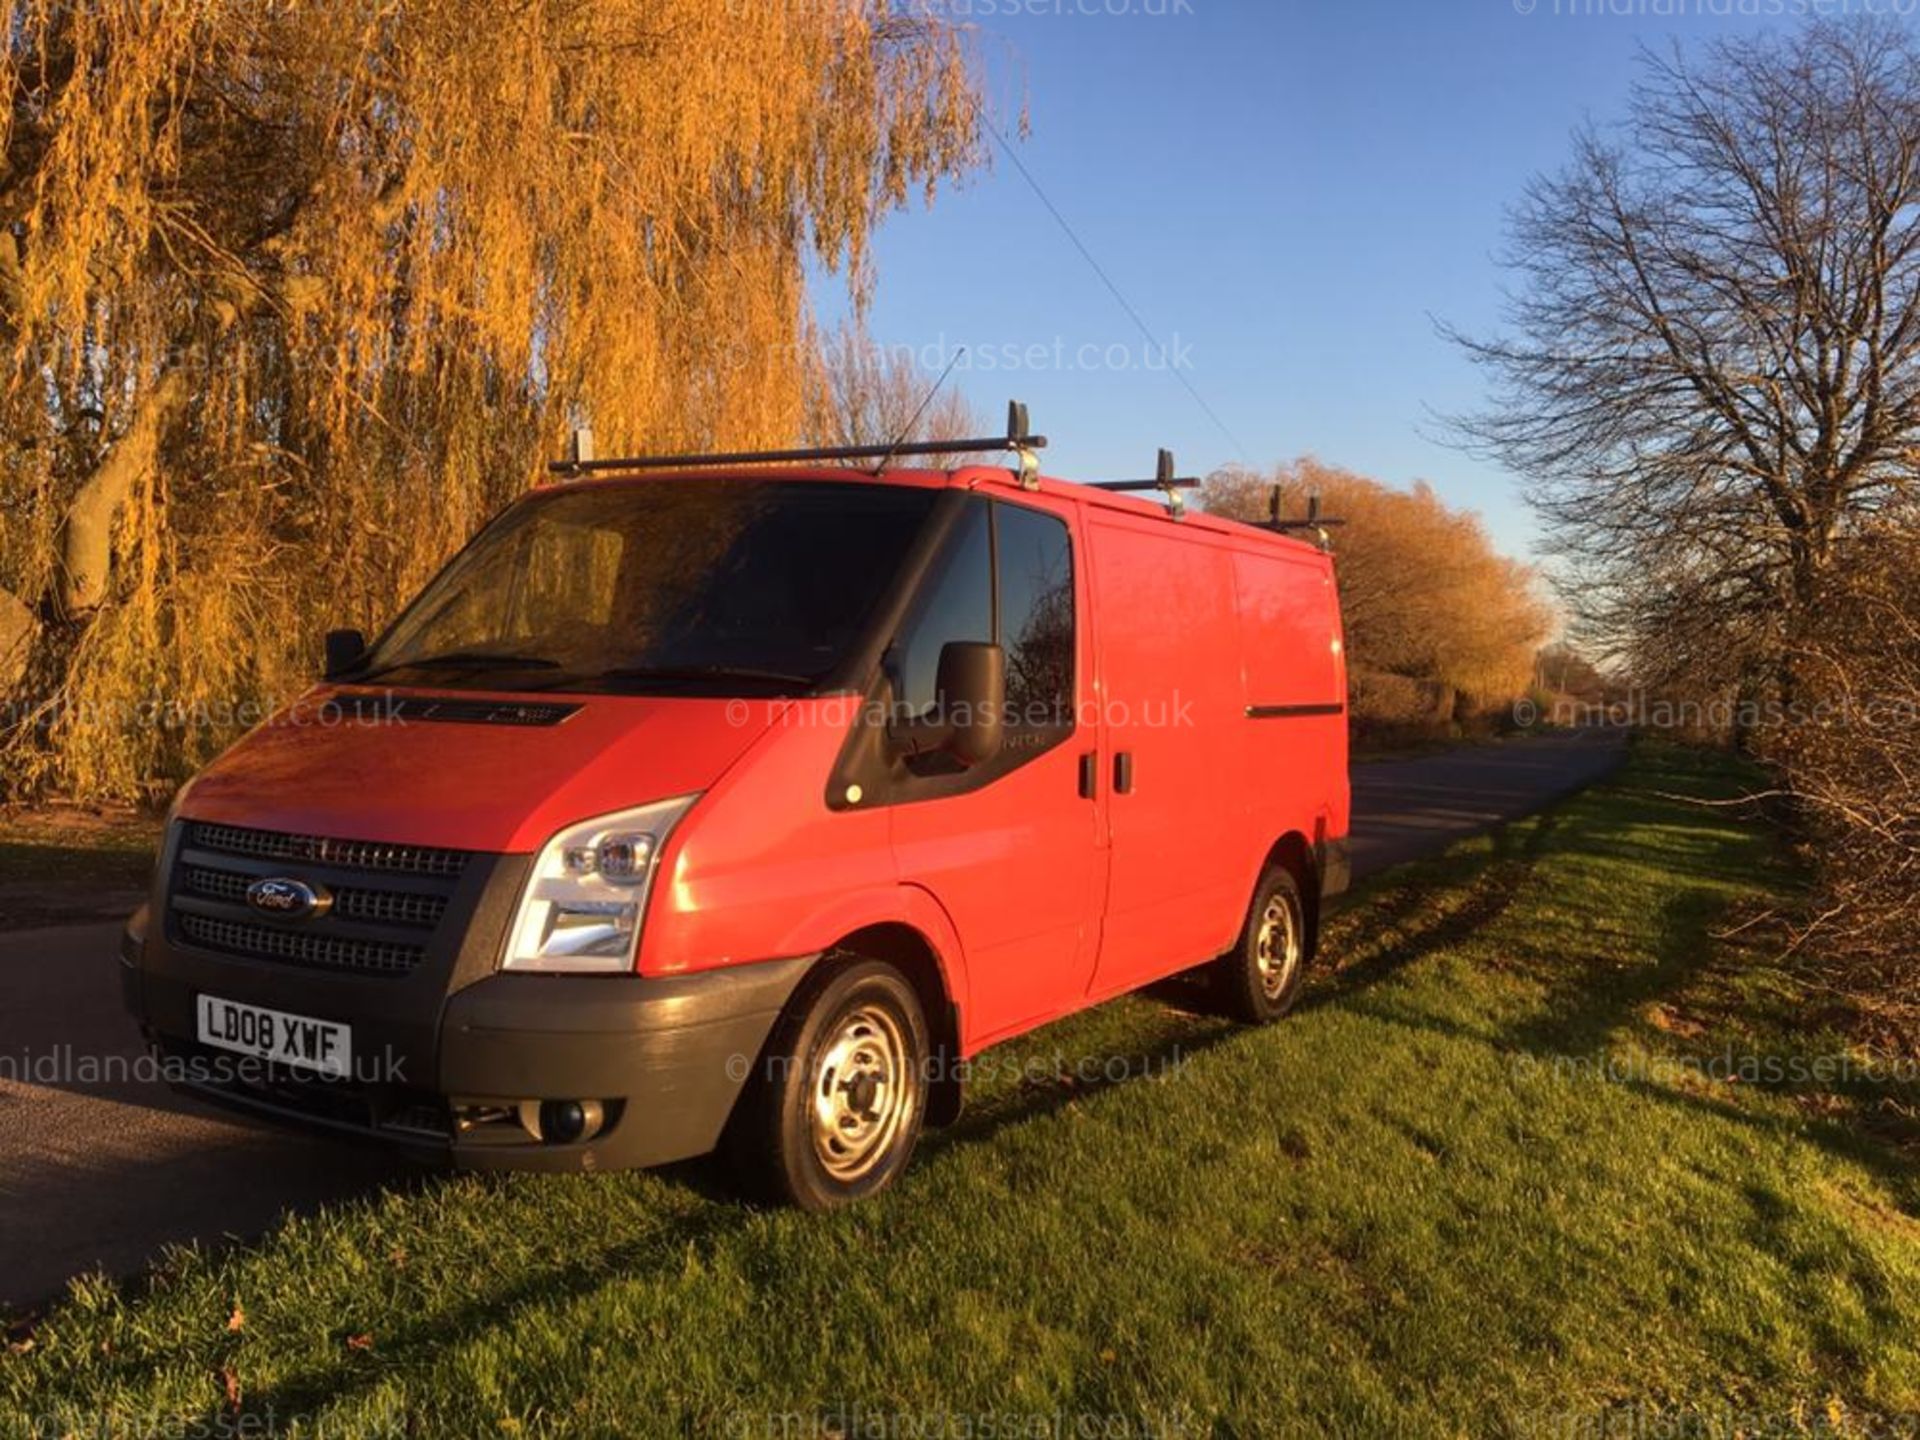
[887,499,992,723]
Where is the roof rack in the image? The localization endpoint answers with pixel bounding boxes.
[1087,448,1200,519]
[547,401,1048,480]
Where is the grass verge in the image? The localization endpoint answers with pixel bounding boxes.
[4,744,1918,1436]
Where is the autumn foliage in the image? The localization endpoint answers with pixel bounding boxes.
[0,0,986,799]
[1203,460,1552,740]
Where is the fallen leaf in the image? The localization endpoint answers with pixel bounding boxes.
[218,1366,241,1410]
[345,1333,374,1352]
[227,1304,245,1333]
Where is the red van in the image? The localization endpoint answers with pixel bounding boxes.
[121,425,1349,1208]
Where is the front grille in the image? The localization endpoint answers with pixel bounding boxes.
[168,822,475,978]
[177,912,426,978]
[189,821,469,878]
[335,886,448,928]
[182,866,449,929]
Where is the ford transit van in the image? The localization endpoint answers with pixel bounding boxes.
[121,430,1349,1208]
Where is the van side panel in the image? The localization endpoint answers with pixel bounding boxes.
[1231,546,1351,875]
[1083,515,1250,999]
[1233,549,1341,711]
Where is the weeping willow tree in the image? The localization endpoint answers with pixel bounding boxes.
[0,0,985,800]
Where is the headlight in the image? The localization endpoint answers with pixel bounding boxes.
[503,795,698,973]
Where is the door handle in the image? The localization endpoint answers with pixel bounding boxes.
[1078,750,1098,799]
[1113,751,1134,795]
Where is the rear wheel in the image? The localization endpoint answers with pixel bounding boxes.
[725,956,928,1210]
[1212,865,1311,1023]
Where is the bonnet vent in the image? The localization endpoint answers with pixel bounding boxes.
[330,693,581,728]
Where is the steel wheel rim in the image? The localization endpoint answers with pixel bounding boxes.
[809,1002,915,1182]
[1254,893,1301,1002]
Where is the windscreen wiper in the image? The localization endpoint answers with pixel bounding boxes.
[581,664,820,691]
[357,650,564,679]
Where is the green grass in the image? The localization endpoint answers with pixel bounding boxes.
[6,745,1919,1436]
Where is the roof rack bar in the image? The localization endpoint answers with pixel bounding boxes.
[549,399,1047,478]
[1088,447,1201,492]
[547,433,1048,477]
[1090,477,1201,492]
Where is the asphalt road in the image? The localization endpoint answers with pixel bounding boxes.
[1348,727,1628,880]
[0,728,1626,1314]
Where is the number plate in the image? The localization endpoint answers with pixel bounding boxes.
[195,994,353,1080]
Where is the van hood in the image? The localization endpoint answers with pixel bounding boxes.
[177,686,784,853]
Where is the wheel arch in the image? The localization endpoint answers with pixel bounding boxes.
[825,921,964,1128]
[1257,830,1321,962]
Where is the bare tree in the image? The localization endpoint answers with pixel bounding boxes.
[1447,21,1920,701]
[1779,523,1920,1026]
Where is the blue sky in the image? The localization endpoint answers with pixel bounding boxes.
[815,0,1817,563]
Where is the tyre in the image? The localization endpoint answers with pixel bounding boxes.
[1212,865,1311,1024]
[725,956,929,1210]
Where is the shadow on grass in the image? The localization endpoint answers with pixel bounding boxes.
[1307,808,1564,1012]
[1353,819,1920,1216]
[1500,885,1726,1060]
[197,1191,746,1433]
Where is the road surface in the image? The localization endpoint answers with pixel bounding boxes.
[1348,727,1627,880]
[0,729,1626,1313]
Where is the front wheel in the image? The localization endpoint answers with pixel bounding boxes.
[725,957,929,1210]
[1211,866,1311,1023]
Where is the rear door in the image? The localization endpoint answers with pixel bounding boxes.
[1084,514,1249,999]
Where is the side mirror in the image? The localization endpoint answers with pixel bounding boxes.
[892,641,1005,767]
[324,628,368,679]
[937,640,1006,766]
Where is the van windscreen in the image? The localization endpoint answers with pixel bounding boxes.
[357,480,939,695]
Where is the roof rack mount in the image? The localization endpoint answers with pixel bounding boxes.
[1088,448,1198,519]
[548,401,1047,478]
[1263,487,1346,550]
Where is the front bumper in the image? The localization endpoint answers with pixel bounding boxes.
[122,863,813,1173]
